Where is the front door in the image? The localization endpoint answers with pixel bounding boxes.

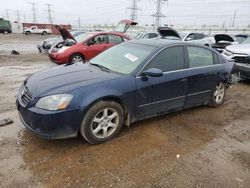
[85,34,109,60]
[136,45,187,119]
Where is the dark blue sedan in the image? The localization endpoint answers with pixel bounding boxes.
[17,40,234,144]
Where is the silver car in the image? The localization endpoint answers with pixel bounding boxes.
[222,37,250,79]
[180,32,212,46]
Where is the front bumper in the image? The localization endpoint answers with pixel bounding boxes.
[48,53,67,64]
[17,100,82,139]
[37,44,49,53]
[234,63,250,79]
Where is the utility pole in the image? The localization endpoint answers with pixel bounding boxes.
[78,17,81,29]
[45,3,54,24]
[5,9,9,20]
[23,14,26,22]
[127,0,141,22]
[16,10,20,30]
[29,2,37,23]
[151,0,168,28]
[232,10,236,27]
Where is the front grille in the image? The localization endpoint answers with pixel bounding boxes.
[18,86,33,107]
[233,56,250,64]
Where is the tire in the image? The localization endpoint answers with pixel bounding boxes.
[25,31,31,35]
[4,31,8,34]
[80,101,124,144]
[42,31,47,35]
[209,82,226,107]
[69,53,85,63]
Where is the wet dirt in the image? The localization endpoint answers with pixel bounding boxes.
[0,34,250,188]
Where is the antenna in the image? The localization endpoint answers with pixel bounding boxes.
[151,0,168,28]
[45,3,54,24]
[127,0,141,21]
[29,2,37,23]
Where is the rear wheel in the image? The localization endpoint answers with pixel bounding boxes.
[69,53,85,63]
[209,82,226,107]
[25,31,31,35]
[4,31,8,34]
[80,101,124,144]
[42,31,47,35]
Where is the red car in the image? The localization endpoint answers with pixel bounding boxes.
[49,19,137,64]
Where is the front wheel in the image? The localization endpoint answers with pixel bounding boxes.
[80,101,124,144]
[69,53,85,64]
[209,82,226,107]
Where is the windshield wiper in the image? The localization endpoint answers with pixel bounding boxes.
[90,63,110,72]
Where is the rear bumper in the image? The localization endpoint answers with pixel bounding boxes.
[17,100,82,139]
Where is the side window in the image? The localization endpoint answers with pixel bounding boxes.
[186,33,195,41]
[187,46,214,68]
[108,34,123,44]
[143,33,150,39]
[195,33,205,40]
[148,33,159,38]
[145,46,185,72]
[90,34,107,45]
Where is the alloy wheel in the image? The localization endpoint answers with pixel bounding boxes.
[72,55,83,63]
[91,108,119,139]
[214,83,225,104]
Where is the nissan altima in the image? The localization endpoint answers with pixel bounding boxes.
[17,40,234,144]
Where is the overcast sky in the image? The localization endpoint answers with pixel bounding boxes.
[0,0,250,27]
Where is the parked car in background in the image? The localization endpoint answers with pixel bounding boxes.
[37,30,85,53]
[0,18,12,34]
[131,32,159,39]
[49,19,136,64]
[222,37,250,79]
[235,34,249,44]
[212,34,237,53]
[24,26,52,35]
[179,32,211,46]
[17,40,235,144]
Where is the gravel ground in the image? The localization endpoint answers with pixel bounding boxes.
[0,34,249,188]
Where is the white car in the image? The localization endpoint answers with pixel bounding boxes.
[180,32,212,46]
[23,26,52,35]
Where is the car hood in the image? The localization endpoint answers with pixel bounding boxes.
[157,27,181,39]
[214,34,234,43]
[226,43,250,54]
[25,63,121,97]
[114,19,138,33]
[55,25,75,41]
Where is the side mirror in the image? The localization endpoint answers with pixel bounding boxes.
[141,68,163,77]
[185,37,192,41]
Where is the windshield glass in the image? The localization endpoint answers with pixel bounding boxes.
[74,33,93,43]
[90,42,156,74]
[242,37,250,44]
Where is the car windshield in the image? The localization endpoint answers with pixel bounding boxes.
[74,33,93,43]
[242,37,250,44]
[70,31,85,37]
[90,42,156,74]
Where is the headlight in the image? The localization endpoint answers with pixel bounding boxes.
[35,94,73,111]
[57,47,70,53]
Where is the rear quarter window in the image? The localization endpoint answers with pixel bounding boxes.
[187,46,214,68]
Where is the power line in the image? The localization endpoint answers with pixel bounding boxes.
[29,2,37,23]
[127,0,141,21]
[45,3,54,24]
[151,0,168,28]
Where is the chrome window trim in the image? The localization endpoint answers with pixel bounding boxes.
[139,95,185,108]
[136,64,222,79]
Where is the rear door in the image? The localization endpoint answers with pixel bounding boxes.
[136,45,187,119]
[85,34,109,59]
[185,45,221,107]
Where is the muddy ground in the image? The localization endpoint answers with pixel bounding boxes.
[0,34,250,188]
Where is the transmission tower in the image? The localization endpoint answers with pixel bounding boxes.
[29,2,37,23]
[45,3,54,24]
[151,0,168,28]
[127,0,141,21]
